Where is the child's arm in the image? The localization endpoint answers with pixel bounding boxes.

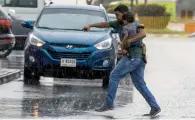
[121,33,129,50]
[121,26,130,50]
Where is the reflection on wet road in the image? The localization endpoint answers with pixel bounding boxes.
[0,78,133,118]
[0,50,133,118]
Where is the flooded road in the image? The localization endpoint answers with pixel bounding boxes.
[0,50,133,118]
[1,37,195,119]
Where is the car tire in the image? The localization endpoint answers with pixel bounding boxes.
[102,76,109,88]
[23,67,40,85]
[0,49,12,58]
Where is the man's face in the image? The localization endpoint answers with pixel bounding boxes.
[114,11,124,22]
[123,20,128,25]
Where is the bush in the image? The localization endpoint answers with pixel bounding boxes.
[107,7,115,13]
[134,4,171,29]
[106,4,171,29]
[135,4,170,16]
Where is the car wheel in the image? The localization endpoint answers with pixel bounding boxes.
[23,67,40,85]
[102,76,109,89]
[0,49,12,58]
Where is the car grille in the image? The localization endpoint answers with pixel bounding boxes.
[47,50,91,60]
[49,43,90,48]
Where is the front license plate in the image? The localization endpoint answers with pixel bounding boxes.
[61,58,76,67]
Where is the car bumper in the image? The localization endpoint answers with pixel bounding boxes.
[24,45,116,78]
[0,38,15,50]
[13,35,27,50]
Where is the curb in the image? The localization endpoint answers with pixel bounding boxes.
[147,34,188,38]
[0,69,21,85]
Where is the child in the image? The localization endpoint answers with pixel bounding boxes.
[120,12,147,63]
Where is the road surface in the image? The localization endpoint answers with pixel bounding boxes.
[0,36,195,119]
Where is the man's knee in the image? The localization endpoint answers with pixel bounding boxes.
[134,81,147,92]
[109,69,120,81]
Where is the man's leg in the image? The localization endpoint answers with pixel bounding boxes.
[130,61,161,116]
[96,57,142,112]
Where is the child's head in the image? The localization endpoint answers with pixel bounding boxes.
[123,12,135,24]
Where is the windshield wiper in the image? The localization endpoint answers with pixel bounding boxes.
[61,28,83,31]
[36,27,83,31]
[36,26,55,30]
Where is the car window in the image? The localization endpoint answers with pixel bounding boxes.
[2,0,37,8]
[36,8,107,32]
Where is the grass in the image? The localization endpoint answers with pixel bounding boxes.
[145,28,190,34]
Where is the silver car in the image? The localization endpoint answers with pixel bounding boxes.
[0,5,15,58]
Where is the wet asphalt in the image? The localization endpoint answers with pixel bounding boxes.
[0,50,133,118]
[0,37,195,119]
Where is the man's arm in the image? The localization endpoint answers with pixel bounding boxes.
[83,21,118,31]
[127,23,146,43]
[127,29,146,43]
[89,22,110,28]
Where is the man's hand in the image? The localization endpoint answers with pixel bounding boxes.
[122,49,128,56]
[127,38,133,43]
[82,25,91,31]
[117,44,128,56]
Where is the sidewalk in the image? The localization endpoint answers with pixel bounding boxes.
[147,22,189,38]
[147,34,189,38]
[167,22,185,32]
[0,69,21,85]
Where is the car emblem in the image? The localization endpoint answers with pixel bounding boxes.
[65,45,73,49]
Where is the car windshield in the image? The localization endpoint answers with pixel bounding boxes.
[108,15,117,21]
[36,8,107,32]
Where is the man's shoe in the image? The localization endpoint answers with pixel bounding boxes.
[95,104,114,112]
[143,108,161,117]
[150,108,161,117]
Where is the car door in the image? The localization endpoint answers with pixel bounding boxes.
[108,15,121,43]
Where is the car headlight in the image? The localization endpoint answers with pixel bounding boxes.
[94,38,112,50]
[29,34,45,47]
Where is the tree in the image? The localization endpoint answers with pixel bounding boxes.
[131,0,134,8]
[136,0,138,5]
[144,0,147,4]
[86,0,93,5]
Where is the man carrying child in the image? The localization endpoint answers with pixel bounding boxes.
[82,5,161,117]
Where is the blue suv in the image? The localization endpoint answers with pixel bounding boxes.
[21,3,118,87]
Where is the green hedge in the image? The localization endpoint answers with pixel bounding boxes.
[135,4,170,16]
[107,1,176,20]
[107,4,171,29]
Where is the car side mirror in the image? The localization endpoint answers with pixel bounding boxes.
[8,9,16,16]
[21,20,33,29]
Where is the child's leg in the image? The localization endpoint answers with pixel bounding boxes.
[142,43,146,55]
[142,43,147,63]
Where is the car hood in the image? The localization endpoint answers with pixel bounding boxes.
[33,28,110,46]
